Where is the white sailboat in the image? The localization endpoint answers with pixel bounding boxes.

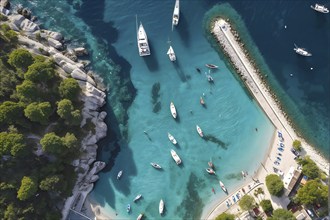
[172,0,180,30]
[167,46,176,61]
[170,102,177,119]
[136,15,150,56]
[170,149,182,165]
[294,44,312,57]
[168,132,177,145]
[159,199,165,215]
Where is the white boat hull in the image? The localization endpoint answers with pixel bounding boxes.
[168,132,177,145]
[137,21,150,56]
[196,125,203,137]
[171,149,181,165]
[219,181,227,193]
[170,102,177,119]
[172,0,180,29]
[159,199,164,215]
[167,46,176,61]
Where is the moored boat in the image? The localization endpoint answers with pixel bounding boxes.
[150,162,162,169]
[170,149,182,165]
[200,97,205,106]
[207,75,214,83]
[159,199,165,215]
[168,132,177,145]
[205,64,218,69]
[219,180,228,193]
[117,170,123,180]
[136,16,150,56]
[127,204,131,213]
[170,102,177,119]
[294,44,312,57]
[133,194,142,202]
[196,125,204,137]
[167,46,176,61]
[206,168,216,175]
[137,213,144,220]
[311,3,329,13]
[172,0,180,30]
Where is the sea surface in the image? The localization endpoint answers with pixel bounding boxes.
[11,0,329,219]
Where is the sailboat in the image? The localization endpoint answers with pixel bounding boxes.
[294,44,312,57]
[167,46,176,61]
[136,15,150,56]
[172,0,180,30]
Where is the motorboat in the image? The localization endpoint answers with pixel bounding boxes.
[168,132,177,145]
[200,97,205,106]
[133,194,142,202]
[241,171,246,178]
[117,170,123,180]
[207,75,214,83]
[170,149,182,165]
[136,16,150,56]
[127,204,131,213]
[206,168,216,175]
[196,125,204,137]
[205,64,218,69]
[170,102,177,119]
[294,44,312,57]
[137,213,144,220]
[311,3,329,13]
[167,46,176,61]
[150,162,162,169]
[172,0,180,30]
[219,180,228,193]
[159,199,165,215]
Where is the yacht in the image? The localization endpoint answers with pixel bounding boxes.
[117,170,123,180]
[150,162,162,169]
[127,204,131,213]
[170,149,182,165]
[170,101,177,119]
[136,16,150,56]
[159,199,165,215]
[219,181,228,193]
[172,0,180,30]
[133,194,142,202]
[196,125,204,137]
[167,46,176,61]
[205,64,218,69]
[294,44,312,57]
[168,132,177,145]
[137,213,144,220]
[206,168,216,175]
[311,3,329,13]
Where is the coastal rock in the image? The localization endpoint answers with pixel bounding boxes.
[73,47,88,56]
[89,175,99,183]
[71,69,96,86]
[0,0,10,9]
[47,37,62,50]
[22,8,31,19]
[0,6,10,16]
[43,29,63,41]
[9,14,40,32]
[64,50,78,62]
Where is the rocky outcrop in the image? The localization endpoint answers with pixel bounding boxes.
[73,47,88,56]
[0,0,10,9]
[8,14,39,32]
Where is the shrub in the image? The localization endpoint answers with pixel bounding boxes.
[239,195,256,211]
[260,200,273,214]
[267,209,295,220]
[8,49,34,71]
[292,140,302,151]
[265,174,284,197]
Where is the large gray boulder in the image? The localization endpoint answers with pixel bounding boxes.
[9,14,40,32]
[47,38,62,50]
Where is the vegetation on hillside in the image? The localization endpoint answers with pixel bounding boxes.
[0,21,87,220]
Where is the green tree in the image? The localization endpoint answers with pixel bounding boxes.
[59,78,80,100]
[260,200,273,214]
[40,132,64,156]
[8,49,34,71]
[0,69,19,99]
[265,174,284,197]
[24,102,52,124]
[0,101,24,125]
[25,61,56,83]
[39,175,60,191]
[4,30,18,46]
[56,99,73,120]
[0,132,26,157]
[292,140,302,151]
[215,213,235,220]
[267,209,295,220]
[298,157,320,179]
[16,80,40,102]
[295,179,328,207]
[70,109,82,126]
[62,133,78,150]
[238,195,256,211]
[17,176,38,201]
[4,204,18,220]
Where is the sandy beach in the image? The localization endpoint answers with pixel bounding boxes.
[202,18,329,219]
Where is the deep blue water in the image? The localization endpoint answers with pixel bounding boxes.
[11,0,330,219]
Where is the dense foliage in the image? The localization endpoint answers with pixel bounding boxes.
[292,139,302,151]
[297,156,321,179]
[265,174,284,197]
[294,179,328,207]
[267,209,295,220]
[260,199,273,214]
[238,195,256,211]
[0,23,84,219]
[215,212,235,220]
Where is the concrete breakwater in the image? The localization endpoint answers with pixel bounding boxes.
[210,18,329,173]
[1,5,108,219]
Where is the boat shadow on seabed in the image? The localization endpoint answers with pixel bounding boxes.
[143,40,159,72]
[173,60,189,82]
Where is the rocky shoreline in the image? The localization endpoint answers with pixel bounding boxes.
[1,1,108,219]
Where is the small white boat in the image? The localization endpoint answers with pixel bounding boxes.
[170,149,182,165]
[219,180,228,193]
[137,213,144,220]
[207,75,214,83]
[196,125,204,137]
[133,194,142,202]
[311,3,329,13]
[172,0,180,30]
[136,16,150,56]
[170,102,177,119]
[200,97,205,106]
[127,204,131,213]
[205,64,218,69]
[206,168,216,175]
[150,162,162,169]
[159,199,165,215]
[167,46,176,61]
[117,170,123,180]
[168,132,177,145]
[294,44,312,57]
